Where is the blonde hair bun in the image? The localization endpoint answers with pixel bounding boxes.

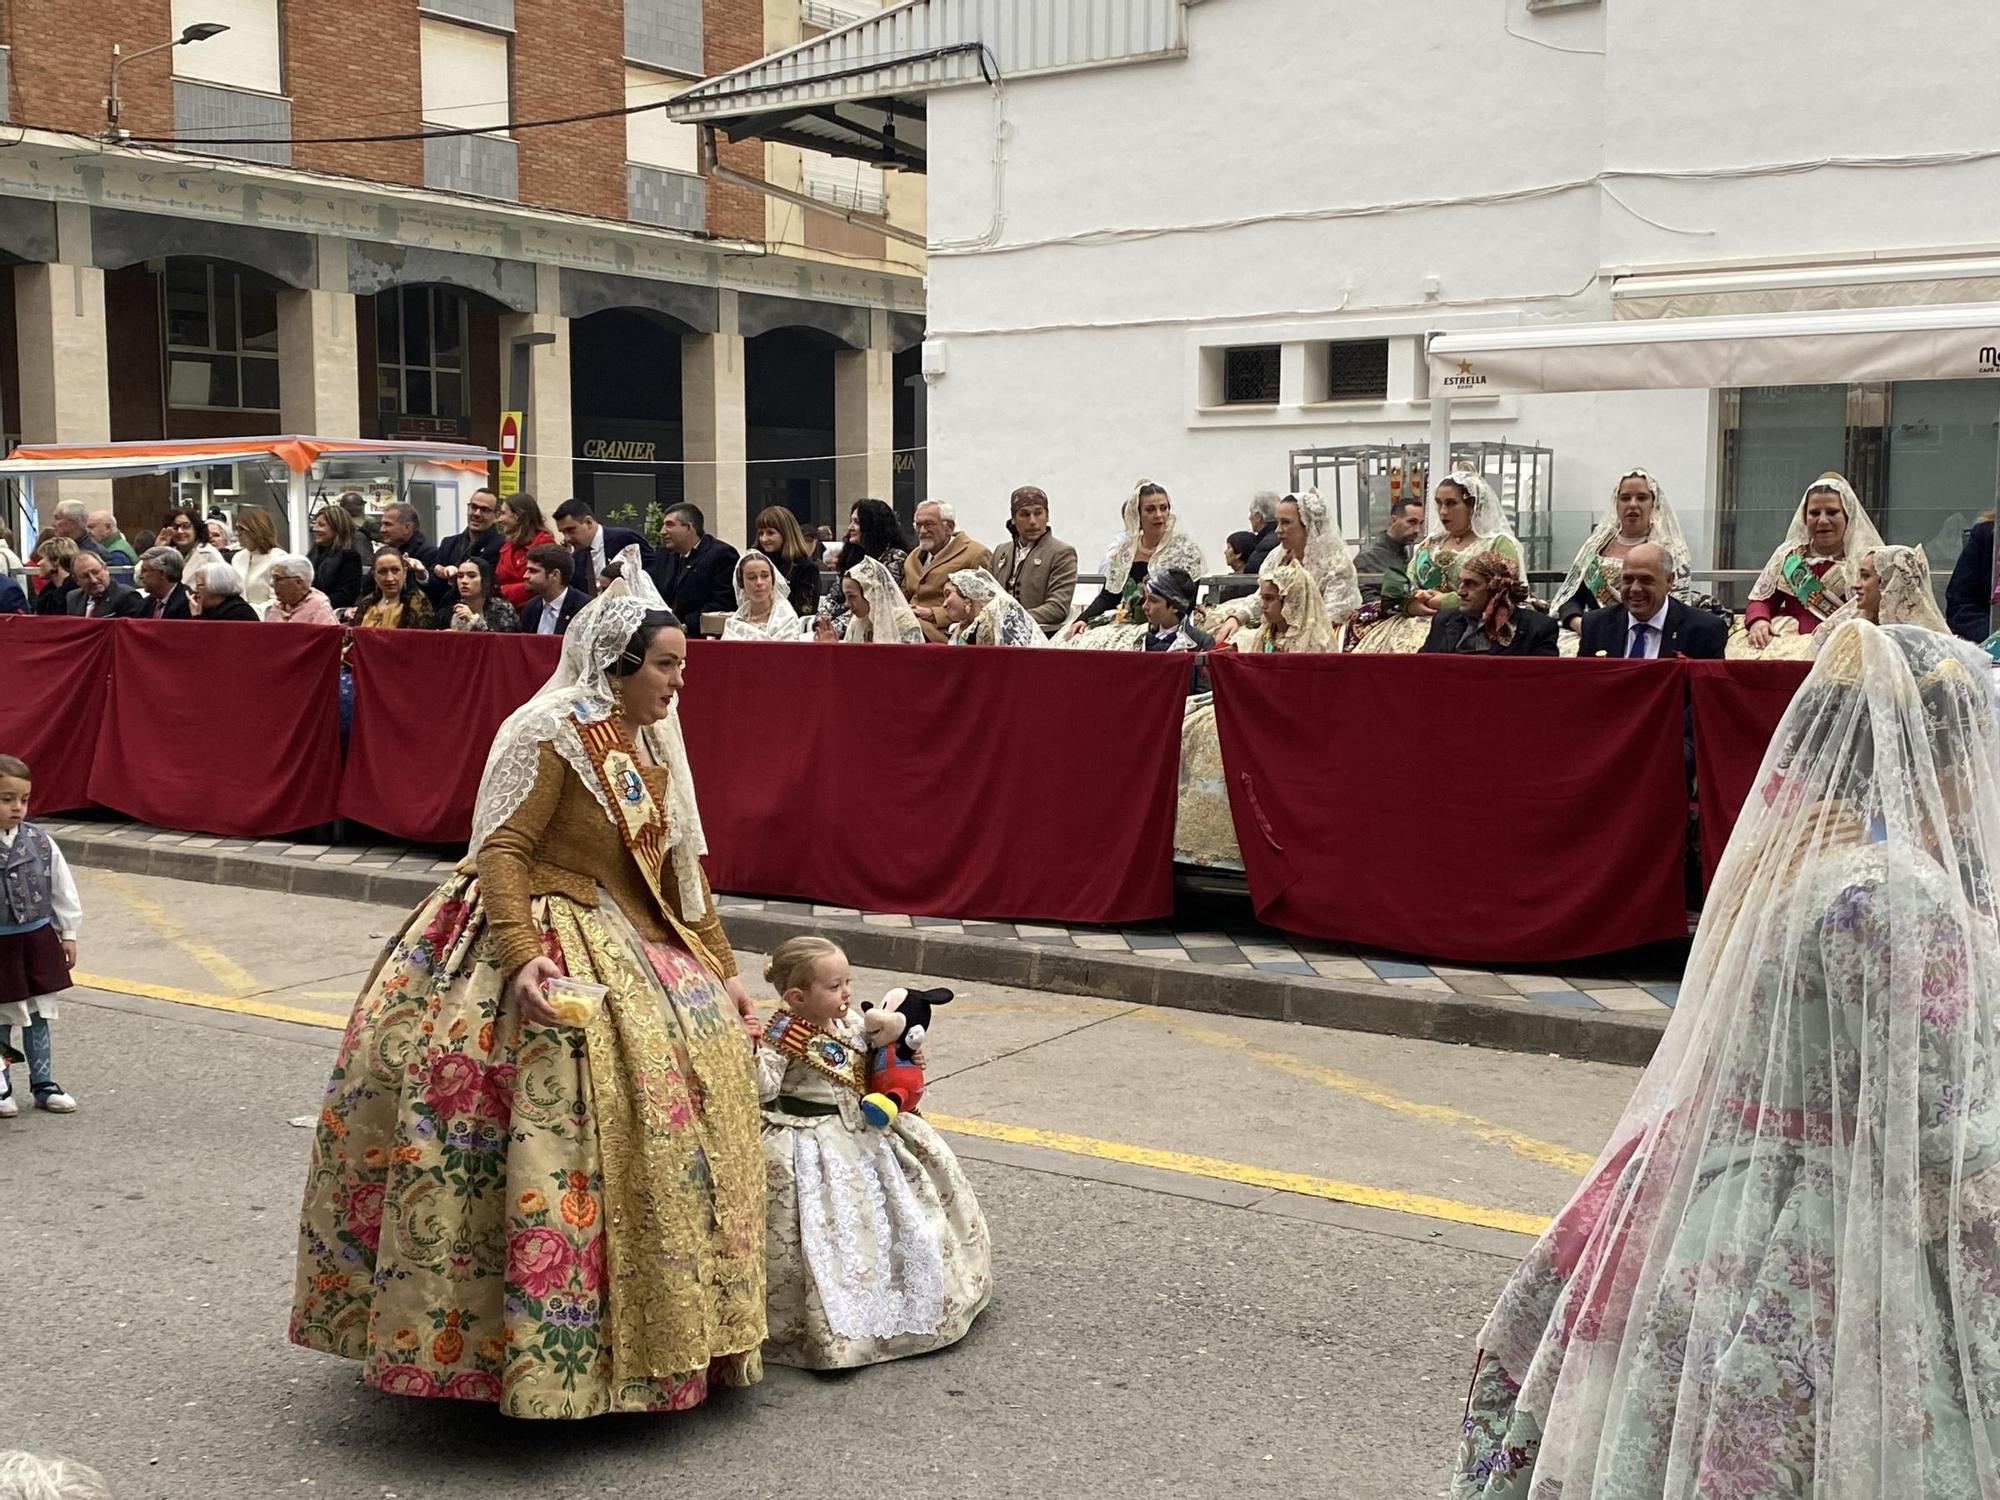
[765,935,842,997]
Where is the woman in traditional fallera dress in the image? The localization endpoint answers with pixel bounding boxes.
[1206,489,1361,650]
[1350,469,1524,654]
[942,567,1044,647]
[1547,469,1694,657]
[721,551,803,641]
[1060,482,1208,651]
[1814,542,1951,645]
[1729,472,1886,660]
[291,549,767,1419]
[1453,620,2000,1500]
[813,555,925,645]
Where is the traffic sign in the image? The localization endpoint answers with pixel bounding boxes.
[497,411,522,497]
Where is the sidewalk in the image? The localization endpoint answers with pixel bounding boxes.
[45,812,1682,1066]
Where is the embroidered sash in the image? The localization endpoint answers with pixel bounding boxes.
[764,1010,867,1094]
[1412,546,1446,594]
[1583,551,1617,609]
[1780,550,1841,620]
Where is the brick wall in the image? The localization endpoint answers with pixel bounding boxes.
[287,0,422,185]
[8,0,173,139]
[703,0,767,240]
[514,0,626,219]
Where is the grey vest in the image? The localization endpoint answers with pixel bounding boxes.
[1,824,54,927]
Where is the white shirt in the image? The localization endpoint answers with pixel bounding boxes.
[0,825,80,1023]
[1625,598,1673,660]
[587,525,607,585]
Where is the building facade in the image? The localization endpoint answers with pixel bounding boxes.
[0,0,924,548]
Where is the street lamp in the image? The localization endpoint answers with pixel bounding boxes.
[104,22,230,142]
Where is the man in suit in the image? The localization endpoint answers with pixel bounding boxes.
[1577,544,1728,661]
[64,552,145,619]
[554,498,651,595]
[648,503,739,631]
[135,547,193,620]
[903,500,992,643]
[428,489,505,608]
[518,544,590,637]
[987,486,1079,636]
[1419,549,1560,655]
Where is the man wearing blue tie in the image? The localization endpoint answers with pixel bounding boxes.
[1578,544,1727,661]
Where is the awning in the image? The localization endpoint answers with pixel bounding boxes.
[0,435,496,479]
[1427,302,2000,399]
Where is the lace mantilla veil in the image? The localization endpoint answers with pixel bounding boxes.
[1459,620,2000,1499]
[1425,466,1523,557]
[1547,468,1695,615]
[1101,481,1207,598]
[947,566,1044,647]
[1748,472,1887,606]
[468,545,709,923]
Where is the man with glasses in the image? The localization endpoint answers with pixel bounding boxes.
[428,489,505,609]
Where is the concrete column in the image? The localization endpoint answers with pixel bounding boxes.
[14,203,111,510]
[834,307,895,505]
[278,238,360,440]
[682,288,747,546]
[497,262,573,502]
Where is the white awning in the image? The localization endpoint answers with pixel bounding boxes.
[1427,303,2000,398]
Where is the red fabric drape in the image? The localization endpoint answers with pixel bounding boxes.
[0,616,115,813]
[86,620,345,835]
[340,628,563,842]
[1688,660,1814,884]
[677,641,1190,923]
[1208,652,1693,962]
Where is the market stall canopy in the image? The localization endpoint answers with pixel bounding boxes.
[1427,302,2000,399]
[664,0,1192,169]
[0,435,496,479]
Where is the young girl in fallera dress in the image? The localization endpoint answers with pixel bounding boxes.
[0,754,81,1118]
[756,936,992,1370]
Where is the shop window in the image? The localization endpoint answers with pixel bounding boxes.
[1221,345,1281,406]
[378,287,468,421]
[162,261,281,411]
[1325,339,1389,401]
[171,0,283,95]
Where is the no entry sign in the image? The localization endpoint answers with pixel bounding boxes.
[497,411,522,497]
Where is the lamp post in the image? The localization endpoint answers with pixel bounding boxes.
[104,22,230,142]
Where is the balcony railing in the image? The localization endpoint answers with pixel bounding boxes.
[800,175,888,218]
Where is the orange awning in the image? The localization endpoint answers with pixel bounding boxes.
[0,435,496,478]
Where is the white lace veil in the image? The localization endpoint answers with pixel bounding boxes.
[1748,472,1888,605]
[946,566,1044,648]
[842,555,923,644]
[1549,468,1696,613]
[1102,481,1208,598]
[1424,466,1520,555]
[1459,619,2000,1500]
[1248,560,1337,654]
[1816,543,1952,647]
[722,551,801,642]
[468,544,709,923]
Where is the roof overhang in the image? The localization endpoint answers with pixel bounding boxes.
[1427,302,2000,398]
[0,436,497,480]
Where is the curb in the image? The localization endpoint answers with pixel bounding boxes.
[60,831,1666,1067]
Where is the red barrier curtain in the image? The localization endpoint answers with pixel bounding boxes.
[1208,653,1693,962]
[0,617,115,813]
[677,641,1190,924]
[87,620,345,835]
[1687,660,1813,884]
[340,629,562,843]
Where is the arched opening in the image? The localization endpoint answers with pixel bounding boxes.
[568,308,687,536]
[746,327,838,535]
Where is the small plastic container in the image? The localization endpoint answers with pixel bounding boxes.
[543,977,609,1028]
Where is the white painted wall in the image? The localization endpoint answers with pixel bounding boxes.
[918,0,2000,577]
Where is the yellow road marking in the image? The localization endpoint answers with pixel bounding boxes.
[928,1113,1549,1236]
[74,973,348,1032]
[1130,1011,1595,1176]
[90,870,267,997]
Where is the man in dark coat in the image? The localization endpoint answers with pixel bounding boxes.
[647,503,740,631]
[64,552,145,618]
[554,498,652,595]
[1576,544,1728,661]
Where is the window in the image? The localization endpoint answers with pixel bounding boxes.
[172,0,283,94]
[802,0,875,28]
[420,18,509,133]
[163,261,280,411]
[377,287,468,420]
[625,68,697,173]
[800,148,886,216]
[1220,345,1281,406]
[1325,339,1389,401]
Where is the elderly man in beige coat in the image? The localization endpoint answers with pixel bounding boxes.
[903,500,991,643]
[987,485,1079,636]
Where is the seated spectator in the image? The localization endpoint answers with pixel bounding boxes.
[85,509,137,566]
[493,493,556,609]
[340,488,378,548]
[904,500,991,642]
[723,552,802,641]
[0,571,24,614]
[1209,490,1361,648]
[987,486,1079,636]
[1245,491,1283,573]
[0,523,22,576]
[1419,549,1557,655]
[191,560,260,621]
[230,506,282,611]
[1060,482,1207,649]
[1946,510,1994,642]
[206,516,234,552]
[751,504,825,616]
[49,498,107,560]
[517,543,588,636]
[346,548,433,630]
[648,502,740,628]
[308,504,365,610]
[1816,543,1950,642]
[811,556,925,644]
[442,553,518,632]
[429,488,504,608]
[135,546,192,619]
[265,553,338,625]
[1577,543,1727,660]
[1238,560,1339,654]
[1216,530,1261,603]
[1140,567,1214,694]
[159,504,226,585]
[942,568,1044,646]
[555,497,651,595]
[1352,496,1424,607]
[64,551,143,619]
[817,497,909,634]
[131,529,157,555]
[1548,469,1693,636]
[32,537,78,615]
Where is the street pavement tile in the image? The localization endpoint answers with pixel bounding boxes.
[1645,983,1682,1008]
[1365,958,1435,980]
[861,913,913,926]
[1182,945,1248,967]
[1385,976,1454,992]
[1584,987,1669,1013]
[1310,958,1377,980]
[1439,974,1518,998]
[912,915,964,928]
[1503,975,1577,993]
[1122,932,1188,950]
[1070,933,1132,951]
[1525,988,1605,1010]
[812,905,861,917]
[1252,960,1317,975]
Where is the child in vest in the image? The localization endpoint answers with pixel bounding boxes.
[0,753,81,1116]
[754,935,991,1369]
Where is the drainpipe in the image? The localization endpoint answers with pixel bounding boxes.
[701,126,927,249]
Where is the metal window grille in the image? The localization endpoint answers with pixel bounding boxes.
[1221,345,1281,405]
[799,175,889,217]
[1326,339,1389,401]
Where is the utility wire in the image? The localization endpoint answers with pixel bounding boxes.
[124,97,676,149]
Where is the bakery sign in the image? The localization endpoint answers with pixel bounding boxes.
[583,439,658,462]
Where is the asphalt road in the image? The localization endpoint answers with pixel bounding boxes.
[0,871,1647,1499]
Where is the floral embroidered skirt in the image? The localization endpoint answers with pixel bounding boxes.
[761,1109,991,1370]
[290,874,766,1419]
[1347,610,1429,654]
[1173,696,1244,871]
[1724,615,1816,661]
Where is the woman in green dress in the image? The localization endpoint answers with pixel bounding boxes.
[1349,469,1523,654]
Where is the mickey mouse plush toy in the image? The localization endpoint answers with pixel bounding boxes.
[858,985,953,1127]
